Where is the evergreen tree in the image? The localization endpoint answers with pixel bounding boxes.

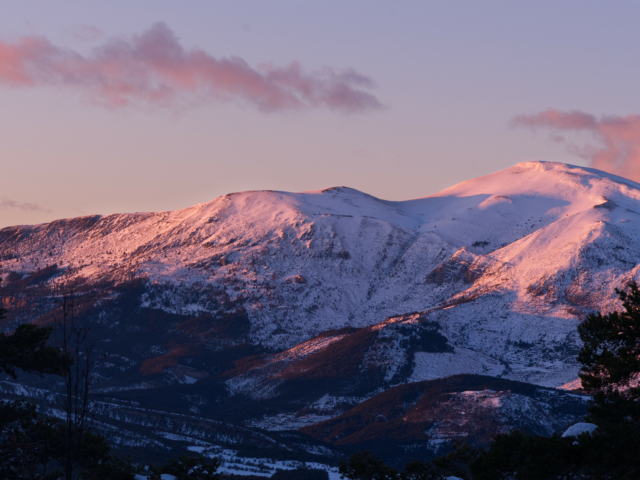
[339,451,399,480]
[578,281,640,397]
[0,280,60,379]
[401,460,441,480]
[574,281,640,479]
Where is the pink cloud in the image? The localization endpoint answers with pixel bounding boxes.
[511,109,640,182]
[0,22,382,113]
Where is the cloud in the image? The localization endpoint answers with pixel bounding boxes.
[510,109,640,182]
[0,22,382,113]
[0,198,50,213]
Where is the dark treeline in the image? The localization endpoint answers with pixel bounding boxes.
[339,282,640,480]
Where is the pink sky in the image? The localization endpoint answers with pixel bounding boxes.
[2,1,640,228]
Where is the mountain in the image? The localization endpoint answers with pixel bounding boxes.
[1,161,638,465]
[300,374,588,467]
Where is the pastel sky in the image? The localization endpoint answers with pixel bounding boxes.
[3,1,640,228]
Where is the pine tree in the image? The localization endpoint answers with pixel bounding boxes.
[339,451,399,480]
[574,281,640,478]
[578,281,640,397]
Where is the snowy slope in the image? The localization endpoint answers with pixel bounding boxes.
[2,161,640,390]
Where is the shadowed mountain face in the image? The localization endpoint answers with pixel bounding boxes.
[300,375,588,467]
[0,161,638,464]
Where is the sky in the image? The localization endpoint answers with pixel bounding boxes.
[2,1,640,228]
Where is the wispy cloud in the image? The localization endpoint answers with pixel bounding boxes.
[0,22,382,114]
[0,198,50,212]
[510,109,640,182]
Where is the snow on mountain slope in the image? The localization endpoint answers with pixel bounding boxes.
[2,161,640,389]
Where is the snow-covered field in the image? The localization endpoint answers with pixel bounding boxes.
[185,445,342,479]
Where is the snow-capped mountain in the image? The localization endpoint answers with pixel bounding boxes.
[1,161,638,463]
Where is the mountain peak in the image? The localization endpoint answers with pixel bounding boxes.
[2,160,640,390]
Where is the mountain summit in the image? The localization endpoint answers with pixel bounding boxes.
[2,161,640,385]
[0,161,636,462]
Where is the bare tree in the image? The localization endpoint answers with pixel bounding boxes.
[54,293,101,480]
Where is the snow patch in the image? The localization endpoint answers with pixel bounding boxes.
[562,422,597,437]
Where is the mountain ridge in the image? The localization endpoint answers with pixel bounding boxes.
[2,161,640,384]
[1,161,639,464]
